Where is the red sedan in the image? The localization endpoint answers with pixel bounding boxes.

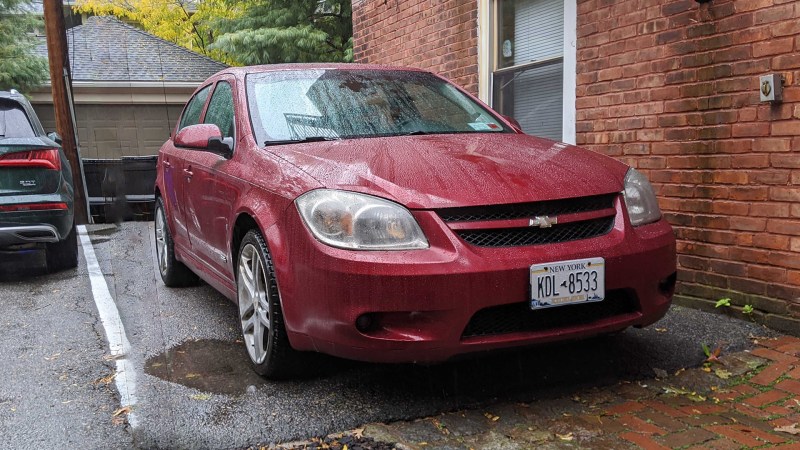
[154,64,676,378]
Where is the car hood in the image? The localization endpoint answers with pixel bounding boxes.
[272,133,629,209]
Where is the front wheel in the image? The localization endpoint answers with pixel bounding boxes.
[237,229,304,379]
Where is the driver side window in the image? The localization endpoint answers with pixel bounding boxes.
[178,85,211,131]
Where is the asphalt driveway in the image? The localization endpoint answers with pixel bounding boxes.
[0,222,780,449]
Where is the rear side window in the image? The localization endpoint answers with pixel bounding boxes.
[204,81,235,139]
[178,85,211,130]
[0,100,36,138]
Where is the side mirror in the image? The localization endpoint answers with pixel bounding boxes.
[47,131,63,145]
[174,124,232,158]
[501,115,523,133]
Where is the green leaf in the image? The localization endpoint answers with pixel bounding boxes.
[715,298,731,308]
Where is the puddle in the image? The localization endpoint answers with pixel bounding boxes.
[145,339,267,395]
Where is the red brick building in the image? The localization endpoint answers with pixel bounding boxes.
[352,0,800,332]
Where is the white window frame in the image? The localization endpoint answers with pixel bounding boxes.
[477,0,577,145]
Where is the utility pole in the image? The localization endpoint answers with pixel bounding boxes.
[43,0,89,224]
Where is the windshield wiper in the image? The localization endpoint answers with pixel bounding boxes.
[264,136,339,146]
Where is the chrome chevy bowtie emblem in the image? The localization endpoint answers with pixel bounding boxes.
[530,215,557,228]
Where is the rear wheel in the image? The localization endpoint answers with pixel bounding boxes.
[237,229,304,379]
[154,197,198,287]
[46,222,78,272]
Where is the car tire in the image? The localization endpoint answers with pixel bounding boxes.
[154,197,198,287]
[46,221,78,272]
[237,229,305,379]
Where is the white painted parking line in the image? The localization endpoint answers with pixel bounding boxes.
[78,225,138,428]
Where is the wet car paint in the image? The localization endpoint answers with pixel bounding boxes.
[155,64,676,365]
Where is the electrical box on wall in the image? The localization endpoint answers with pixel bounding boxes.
[760,73,783,102]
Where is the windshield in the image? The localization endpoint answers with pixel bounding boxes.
[246,69,507,144]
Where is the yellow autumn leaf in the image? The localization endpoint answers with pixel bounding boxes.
[557,432,574,441]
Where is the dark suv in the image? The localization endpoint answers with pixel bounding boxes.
[0,90,77,271]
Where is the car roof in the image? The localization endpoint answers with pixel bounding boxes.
[214,63,429,79]
[0,90,28,102]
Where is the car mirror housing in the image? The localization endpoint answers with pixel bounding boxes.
[47,131,62,145]
[174,124,231,158]
[501,115,523,132]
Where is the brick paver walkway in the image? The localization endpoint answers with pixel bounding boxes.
[269,335,800,449]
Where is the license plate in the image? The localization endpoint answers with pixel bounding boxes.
[530,257,605,309]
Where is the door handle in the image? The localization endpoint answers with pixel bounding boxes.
[163,160,172,168]
[183,168,193,177]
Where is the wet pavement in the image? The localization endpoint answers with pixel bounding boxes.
[1,221,797,449]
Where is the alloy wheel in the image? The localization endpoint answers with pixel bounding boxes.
[155,206,168,276]
[238,243,271,364]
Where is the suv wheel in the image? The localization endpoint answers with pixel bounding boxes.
[46,222,78,272]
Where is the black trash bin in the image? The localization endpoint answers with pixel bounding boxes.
[81,156,157,223]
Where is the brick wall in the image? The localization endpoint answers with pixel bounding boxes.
[351,0,480,94]
[576,0,800,331]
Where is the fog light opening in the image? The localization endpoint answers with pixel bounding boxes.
[658,272,677,295]
[356,314,377,333]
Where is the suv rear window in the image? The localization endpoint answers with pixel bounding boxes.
[0,100,35,138]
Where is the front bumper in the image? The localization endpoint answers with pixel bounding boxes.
[271,198,676,363]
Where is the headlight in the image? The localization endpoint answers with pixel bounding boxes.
[295,189,429,250]
[623,168,662,226]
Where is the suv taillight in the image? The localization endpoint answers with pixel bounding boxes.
[0,148,61,170]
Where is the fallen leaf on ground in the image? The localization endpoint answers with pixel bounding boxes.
[655,328,667,332]
[190,393,211,401]
[775,424,800,435]
[556,432,574,441]
[664,386,690,395]
[714,368,731,379]
[184,373,201,379]
[113,406,131,417]
[94,372,117,386]
[352,428,364,438]
[688,393,707,402]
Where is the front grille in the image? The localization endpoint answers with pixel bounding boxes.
[457,217,614,247]
[437,193,616,223]
[462,290,639,339]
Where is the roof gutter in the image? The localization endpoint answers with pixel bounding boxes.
[29,81,201,105]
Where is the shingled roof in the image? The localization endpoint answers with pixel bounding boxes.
[36,15,227,83]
